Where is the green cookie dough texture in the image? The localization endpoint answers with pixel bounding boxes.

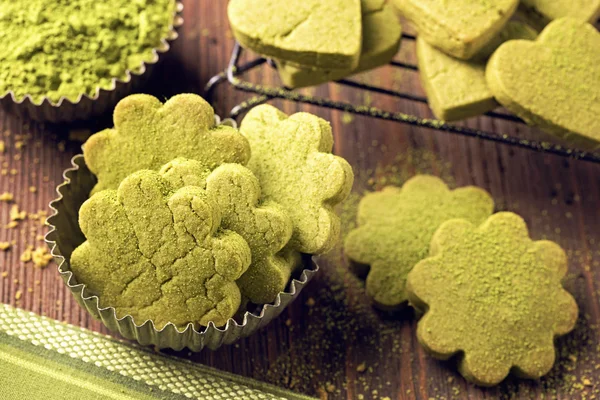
[0,0,176,104]
[418,21,537,121]
[160,158,296,305]
[486,18,600,150]
[393,0,518,59]
[344,175,494,309]
[519,0,600,30]
[407,212,578,386]
[227,0,362,69]
[240,105,354,254]
[276,0,402,88]
[83,93,251,194]
[70,169,252,329]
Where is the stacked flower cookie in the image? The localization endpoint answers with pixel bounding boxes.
[71,94,354,330]
[345,176,578,386]
[397,0,599,148]
[227,0,402,88]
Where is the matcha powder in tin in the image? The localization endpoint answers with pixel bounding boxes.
[0,0,176,104]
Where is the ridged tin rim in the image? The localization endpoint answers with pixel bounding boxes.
[45,118,319,351]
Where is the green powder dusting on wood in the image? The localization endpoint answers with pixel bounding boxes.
[0,0,176,103]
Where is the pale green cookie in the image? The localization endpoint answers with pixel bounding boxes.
[276,0,402,88]
[519,0,600,30]
[159,158,296,305]
[240,105,354,254]
[83,94,251,194]
[228,0,362,69]
[71,170,251,329]
[344,175,494,309]
[418,21,537,121]
[157,158,297,304]
[393,0,518,59]
[486,18,600,149]
[407,212,578,386]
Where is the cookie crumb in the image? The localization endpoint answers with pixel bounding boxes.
[306,297,316,307]
[29,186,37,193]
[0,192,13,202]
[20,245,34,262]
[356,362,367,373]
[15,290,22,300]
[10,205,26,221]
[0,242,10,251]
[32,247,53,269]
[0,140,4,153]
[5,221,18,229]
[1,272,8,278]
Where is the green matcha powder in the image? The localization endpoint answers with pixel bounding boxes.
[0,0,176,103]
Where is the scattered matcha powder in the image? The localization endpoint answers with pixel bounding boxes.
[0,0,177,103]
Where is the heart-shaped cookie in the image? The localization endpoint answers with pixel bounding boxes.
[486,18,600,149]
[418,21,537,121]
[228,0,362,69]
[392,0,518,59]
[276,0,402,88]
[519,0,600,30]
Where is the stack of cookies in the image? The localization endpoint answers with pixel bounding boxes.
[396,0,600,147]
[345,176,579,386]
[69,93,354,330]
[227,0,402,88]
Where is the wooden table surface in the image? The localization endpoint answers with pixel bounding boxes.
[1,2,599,399]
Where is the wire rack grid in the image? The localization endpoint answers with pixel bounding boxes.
[205,34,600,164]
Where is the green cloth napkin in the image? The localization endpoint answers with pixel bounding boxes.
[0,303,315,400]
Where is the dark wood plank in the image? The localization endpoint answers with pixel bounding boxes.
[1,1,599,399]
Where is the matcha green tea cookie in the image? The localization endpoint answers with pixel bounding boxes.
[407,212,578,386]
[519,0,600,30]
[276,0,402,88]
[486,18,600,149]
[240,105,354,254]
[393,0,518,59]
[83,94,251,194]
[344,175,493,309]
[228,0,361,70]
[418,22,537,121]
[159,158,296,305]
[71,170,252,329]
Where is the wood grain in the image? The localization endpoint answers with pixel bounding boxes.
[1,2,599,399]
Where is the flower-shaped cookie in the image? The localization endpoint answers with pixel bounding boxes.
[240,104,354,254]
[83,93,251,194]
[70,169,251,329]
[159,158,296,304]
[407,212,578,386]
[486,18,600,149]
[344,175,494,309]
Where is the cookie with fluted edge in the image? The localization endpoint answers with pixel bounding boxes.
[344,175,494,309]
[70,169,251,329]
[407,212,578,386]
[392,0,518,59]
[83,93,251,194]
[159,158,296,304]
[228,0,362,70]
[486,18,600,150]
[240,104,354,254]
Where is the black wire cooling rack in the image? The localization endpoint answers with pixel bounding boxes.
[205,35,600,164]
